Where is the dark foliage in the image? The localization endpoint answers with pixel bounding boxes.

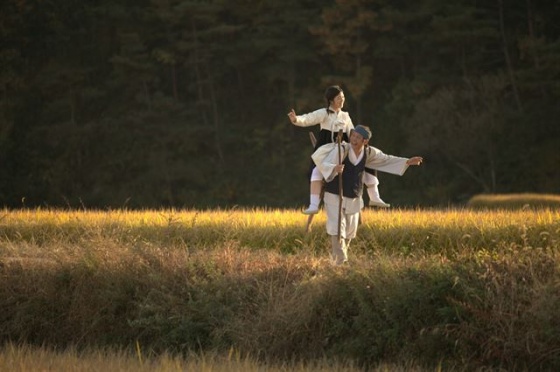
[1,0,559,208]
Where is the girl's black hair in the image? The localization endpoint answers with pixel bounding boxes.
[324,85,343,112]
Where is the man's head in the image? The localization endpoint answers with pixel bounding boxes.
[351,125,371,141]
[349,125,371,152]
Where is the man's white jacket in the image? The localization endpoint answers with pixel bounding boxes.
[311,142,411,183]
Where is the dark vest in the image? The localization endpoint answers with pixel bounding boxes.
[324,148,367,198]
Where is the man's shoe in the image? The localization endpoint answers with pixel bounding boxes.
[302,206,319,215]
[369,200,391,208]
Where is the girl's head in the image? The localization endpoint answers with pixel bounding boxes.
[324,85,345,110]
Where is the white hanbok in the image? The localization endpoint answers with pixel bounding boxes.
[312,142,411,239]
[312,142,411,182]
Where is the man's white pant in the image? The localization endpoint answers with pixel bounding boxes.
[324,200,360,239]
[324,200,360,265]
[330,236,352,265]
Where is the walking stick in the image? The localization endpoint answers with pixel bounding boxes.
[308,131,317,148]
[305,132,318,233]
[336,129,343,243]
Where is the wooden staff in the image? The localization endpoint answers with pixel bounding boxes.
[337,129,343,243]
[305,132,317,233]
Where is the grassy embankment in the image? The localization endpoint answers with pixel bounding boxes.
[1,195,559,370]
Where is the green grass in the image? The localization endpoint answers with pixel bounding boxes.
[1,207,559,370]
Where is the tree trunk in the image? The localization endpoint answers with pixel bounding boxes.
[526,0,546,99]
[171,64,178,100]
[208,75,224,164]
[355,54,362,124]
[143,80,152,111]
[191,20,210,129]
[498,0,523,111]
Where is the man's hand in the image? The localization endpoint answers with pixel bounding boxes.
[335,164,345,174]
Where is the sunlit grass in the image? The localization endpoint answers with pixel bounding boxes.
[2,207,558,253]
[467,192,560,209]
[0,342,441,372]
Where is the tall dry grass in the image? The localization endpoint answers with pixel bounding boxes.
[467,192,560,209]
[0,343,376,372]
[1,207,559,370]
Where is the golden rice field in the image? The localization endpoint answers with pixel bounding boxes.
[1,201,559,371]
[2,205,558,254]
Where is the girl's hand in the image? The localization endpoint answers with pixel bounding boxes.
[407,157,423,166]
[287,109,297,124]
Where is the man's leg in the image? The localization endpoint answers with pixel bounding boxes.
[330,235,348,265]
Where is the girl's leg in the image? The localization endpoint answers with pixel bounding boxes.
[364,174,390,208]
[303,167,324,214]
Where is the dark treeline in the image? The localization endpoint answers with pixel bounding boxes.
[1,0,559,209]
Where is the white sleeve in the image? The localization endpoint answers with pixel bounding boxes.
[365,147,410,176]
[311,142,349,181]
[293,108,327,128]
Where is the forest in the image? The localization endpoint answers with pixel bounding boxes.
[2,0,559,209]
